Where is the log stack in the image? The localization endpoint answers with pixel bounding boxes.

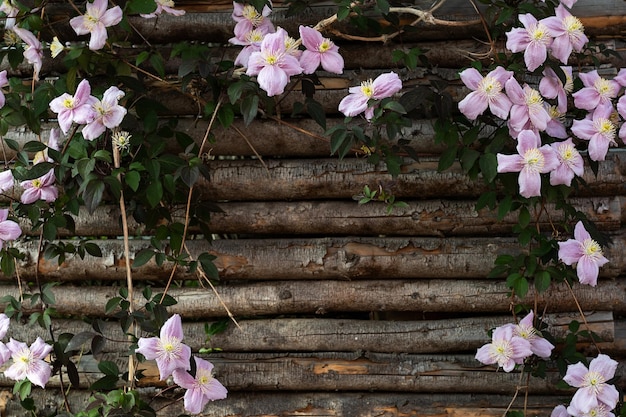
[1,1,626,416]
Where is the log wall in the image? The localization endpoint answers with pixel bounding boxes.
[1,1,626,416]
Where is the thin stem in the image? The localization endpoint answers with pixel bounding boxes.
[501,368,527,417]
[564,279,602,353]
[112,142,136,389]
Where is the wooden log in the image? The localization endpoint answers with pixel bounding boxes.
[5,313,614,355]
[22,195,623,238]
[201,152,626,201]
[4,233,626,282]
[1,351,608,394]
[1,279,625,318]
[0,390,591,417]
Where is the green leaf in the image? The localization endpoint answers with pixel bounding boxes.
[145,181,163,207]
[534,270,551,293]
[518,206,531,229]
[65,331,97,353]
[497,195,513,220]
[479,153,498,183]
[105,297,122,314]
[127,0,157,14]
[82,180,105,214]
[125,170,140,192]
[98,360,119,376]
[198,252,219,280]
[382,100,406,114]
[133,249,155,268]
[90,375,119,391]
[241,94,259,126]
[437,145,457,172]
[84,242,102,257]
[22,140,48,152]
[306,98,326,129]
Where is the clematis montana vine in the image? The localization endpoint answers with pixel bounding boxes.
[570,105,618,161]
[13,27,43,80]
[135,314,191,380]
[4,337,53,388]
[506,13,553,72]
[496,129,559,198]
[539,66,573,113]
[20,170,58,204]
[558,221,609,286]
[338,72,403,120]
[69,0,123,51]
[564,354,619,414]
[0,208,21,250]
[541,4,588,64]
[298,25,344,74]
[549,138,584,186]
[511,310,554,359]
[81,86,127,140]
[49,79,97,134]
[172,357,228,414]
[141,0,186,18]
[572,70,620,113]
[246,28,303,97]
[475,324,532,372]
[232,1,274,36]
[457,66,513,120]
[505,78,551,135]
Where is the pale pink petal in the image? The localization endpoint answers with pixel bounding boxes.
[320,51,344,74]
[518,168,541,198]
[558,240,583,265]
[257,65,288,97]
[372,72,402,99]
[496,154,523,173]
[88,24,108,50]
[100,6,123,27]
[459,68,483,90]
[458,91,488,120]
[299,51,321,74]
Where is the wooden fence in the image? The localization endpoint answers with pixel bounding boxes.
[1,1,626,416]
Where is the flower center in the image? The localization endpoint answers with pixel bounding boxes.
[564,73,574,93]
[159,0,175,6]
[84,13,99,31]
[523,148,544,173]
[583,238,603,259]
[530,23,550,44]
[524,88,543,107]
[265,54,278,65]
[159,337,181,358]
[478,76,502,99]
[32,179,42,188]
[583,370,606,395]
[360,80,374,98]
[491,339,513,364]
[318,39,332,53]
[564,15,583,33]
[242,5,264,26]
[516,324,536,340]
[63,97,75,109]
[246,29,264,43]
[594,78,616,98]
[557,143,576,163]
[594,117,616,138]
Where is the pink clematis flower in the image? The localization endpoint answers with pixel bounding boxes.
[550,138,584,186]
[572,70,620,113]
[136,314,191,380]
[49,79,97,134]
[81,86,127,140]
[141,0,185,18]
[232,1,274,36]
[551,405,569,417]
[568,402,614,417]
[558,221,609,286]
[69,0,122,51]
[4,337,53,388]
[506,13,553,72]
[541,5,588,64]
[512,310,555,359]
[505,78,551,134]
[615,95,626,142]
[0,69,7,110]
[457,66,513,120]
[570,105,617,161]
[299,26,344,74]
[0,169,13,192]
[229,25,273,68]
[564,354,619,413]
[475,324,532,372]
[0,208,21,250]
[496,129,559,198]
[20,169,58,204]
[0,313,8,366]
[246,28,303,96]
[13,27,43,81]
[172,357,228,414]
[539,66,573,113]
[545,105,568,139]
[0,0,19,29]
[338,72,403,120]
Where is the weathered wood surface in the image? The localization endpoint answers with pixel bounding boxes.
[2,279,625,318]
[25,196,623,238]
[0,390,592,417]
[4,233,626,282]
[0,351,610,394]
[201,153,626,201]
[5,312,613,355]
